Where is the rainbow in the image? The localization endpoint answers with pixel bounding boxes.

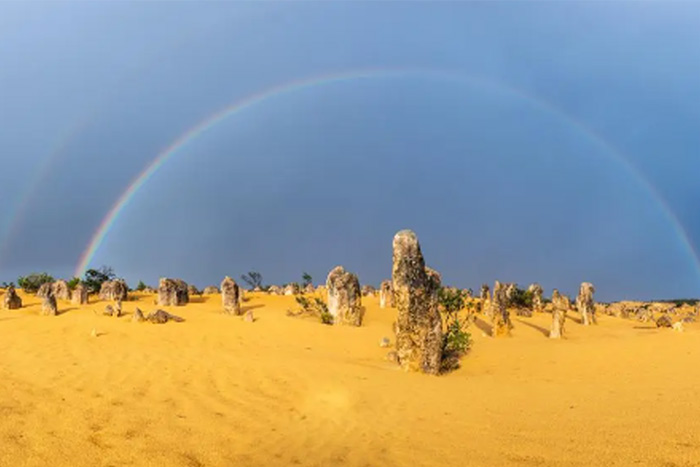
[73,68,700,280]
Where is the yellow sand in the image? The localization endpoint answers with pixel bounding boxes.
[1,291,699,467]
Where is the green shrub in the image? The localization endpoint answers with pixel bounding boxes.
[17,272,54,293]
[302,272,313,288]
[438,287,466,314]
[509,287,534,308]
[441,314,472,373]
[136,281,148,292]
[290,296,333,325]
[66,277,81,291]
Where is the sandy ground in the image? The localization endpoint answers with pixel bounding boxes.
[0,290,699,467]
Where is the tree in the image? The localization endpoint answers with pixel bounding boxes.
[66,277,81,290]
[17,272,54,293]
[302,272,313,288]
[241,271,263,289]
[83,266,116,294]
[136,281,147,292]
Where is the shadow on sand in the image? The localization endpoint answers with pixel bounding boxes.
[473,317,492,336]
[515,318,550,338]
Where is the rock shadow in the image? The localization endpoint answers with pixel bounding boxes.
[515,318,550,338]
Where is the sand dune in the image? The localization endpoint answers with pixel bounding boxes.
[0,290,699,466]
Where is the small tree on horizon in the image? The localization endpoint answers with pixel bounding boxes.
[241,271,263,289]
[302,272,313,288]
[136,280,147,291]
[17,272,54,293]
[83,266,116,294]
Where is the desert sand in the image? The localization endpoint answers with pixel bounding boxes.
[1,290,699,467]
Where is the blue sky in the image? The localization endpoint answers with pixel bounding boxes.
[0,2,699,301]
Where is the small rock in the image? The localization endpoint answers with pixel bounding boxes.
[146,309,184,324]
[244,310,255,322]
[656,314,673,328]
[673,321,684,332]
[104,305,115,316]
[385,350,398,363]
[132,307,146,322]
[90,328,97,338]
[379,337,391,348]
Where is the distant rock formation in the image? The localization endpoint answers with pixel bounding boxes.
[41,291,58,316]
[528,283,544,313]
[99,279,128,302]
[550,289,569,339]
[3,285,21,309]
[656,314,673,328]
[379,280,394,309]
[361,285,376,297]
[71,283,88,305]
[490,281,512,337]
[392,230,442,374]
[187,285,201,296]
[142,287,157,294]
[221,276,241,315]
[203,286,219,295]
[326,266,363,326]
[52,280,71,301]
[303,284,315,295]
[243,310,255,322]
[480,284,491,315]
[267,285,282,295]
[157,278,189,306]
[283,284,299,296]
[576,282,596,325]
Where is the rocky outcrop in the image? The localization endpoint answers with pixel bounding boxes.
[326,266,363,326]
[157,278,189,306]
[392,230,442,374]
[267,285,282,295]
[203,286,219,295]
[283,284,299,296]
[303,284,315,295]
[52,280,71,301]
[490,281,512,337]
[656,314,673,328]
[3,285,21,309]
[99,280,128,302]
[41,291,58,316]
[550,289,569,339]
[528,283,544,313]
[221,276,241,315]
[132,307,146,322]
[361,285,376,297]
[146,309,184,324]
[71,283,88,305]
[187,285,201,296]
[576,282,596,325]
[37,283,52,299]
[379,280,394,309]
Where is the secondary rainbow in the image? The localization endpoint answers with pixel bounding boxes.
[74,68,700,280]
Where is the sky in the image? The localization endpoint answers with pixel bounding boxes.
[0,2,699,302]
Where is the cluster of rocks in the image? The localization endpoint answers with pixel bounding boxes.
[203,286,219,294]
[131,307,184,324]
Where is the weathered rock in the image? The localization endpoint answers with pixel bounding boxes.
[3,285,22,309]
[392,230,442,374]
[283,284,299,296]
[505,283,517,305]
[673,321,685,332]
[550,289,569,339]
[146,309,184,324]
[379,337,391,348]
[480,284,491,316]
[576,282,596,325]
[51,280,71,301]
[203,286,219,295]
[267,285,282,295]
[187,285,201,296]
[157,278,189,306]
[243,310,255,322]
[99,279,128,302]
[104,305,115,316]
[655,314,673,328]
[361,285,376,297]
[71,283,88,305]
[379,280,394,309]
[221,276,241,315]
[41,292,58,316]
[115,300,122,317]
[303,284,315,295]
[326,266,363,326]
[490,281,511,337]
[528,283,544,313]
[132,307,146,322]
[37,283,52,299]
